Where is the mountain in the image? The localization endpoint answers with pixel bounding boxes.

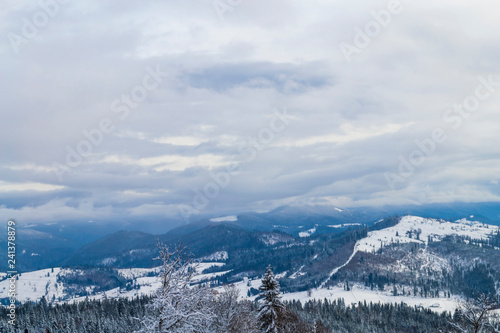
[3,215,499,315]
[65,230,157,267]
[65,223,270,268]
[195,202,500,236]
[5,201,500,273]
[0,228,78,272]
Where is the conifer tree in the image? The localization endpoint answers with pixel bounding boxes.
[257,265,284,333]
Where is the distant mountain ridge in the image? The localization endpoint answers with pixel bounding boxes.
[2,215,499,312]
[3,201,500,272]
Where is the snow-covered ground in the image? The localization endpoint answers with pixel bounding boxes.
[280,285,461,314]
[117,267,161,279]
[357,216,498,253]
[0,268,66,303]
[289,265,306,279]
[0,262,227,304]
[328,223,361,228]
[322,216,499,288]
[199,251,228,261]
[225,278,462,314]
[299,227,316,237]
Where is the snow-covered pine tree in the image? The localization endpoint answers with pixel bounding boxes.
[257,265,285,333]
[135,242,215,333]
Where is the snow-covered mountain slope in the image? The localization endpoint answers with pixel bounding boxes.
[322,216,499,287]
[3,268,65,303]
[356,216,498,253]
[0,262,227,304]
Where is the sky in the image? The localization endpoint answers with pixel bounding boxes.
[1,0,500,226]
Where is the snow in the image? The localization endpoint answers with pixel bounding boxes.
[189,262,230,282]
[261,233,292,245]
[0,262,229,304]
[225,278,462,314]
[280,284,462,314]
[320,216,499,289]
[0,268,65,303]
[192,262,226,274]
[320,248,358,288]
[192,270,232,283]
[209,215,238,222]
[356,216,499,253]
[118,267,161,279]
[289,265,306,279]
[386,248,450,276]
[298,227,316,238]
[199,251,228,261]
[101,257,117,265]
[215,277,262,300]
[3,215,496,317]
[328,223,361,228]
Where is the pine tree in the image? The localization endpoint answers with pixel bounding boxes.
[257,265,284,333]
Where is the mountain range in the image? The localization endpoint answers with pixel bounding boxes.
[3,202,500,272]
[1,204,499,314]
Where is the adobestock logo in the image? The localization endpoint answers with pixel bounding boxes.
[385,75,500,190]
[52,65,168,181]
[213,0,243,20]
[7,0,69,54]
[340,0,404,62]
[179,108,292,223]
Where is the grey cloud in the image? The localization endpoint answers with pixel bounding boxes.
[182,61,332,93]
[1,0,499,226]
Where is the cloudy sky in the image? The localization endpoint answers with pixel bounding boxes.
[1,0,500,226]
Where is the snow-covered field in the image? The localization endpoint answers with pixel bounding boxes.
[280,285,462,314]
[0,268,65,303]
[224,278,462,313]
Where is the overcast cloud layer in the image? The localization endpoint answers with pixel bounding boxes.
[1,0,500,225]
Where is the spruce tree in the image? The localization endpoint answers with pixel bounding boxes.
[257,265,284,333]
